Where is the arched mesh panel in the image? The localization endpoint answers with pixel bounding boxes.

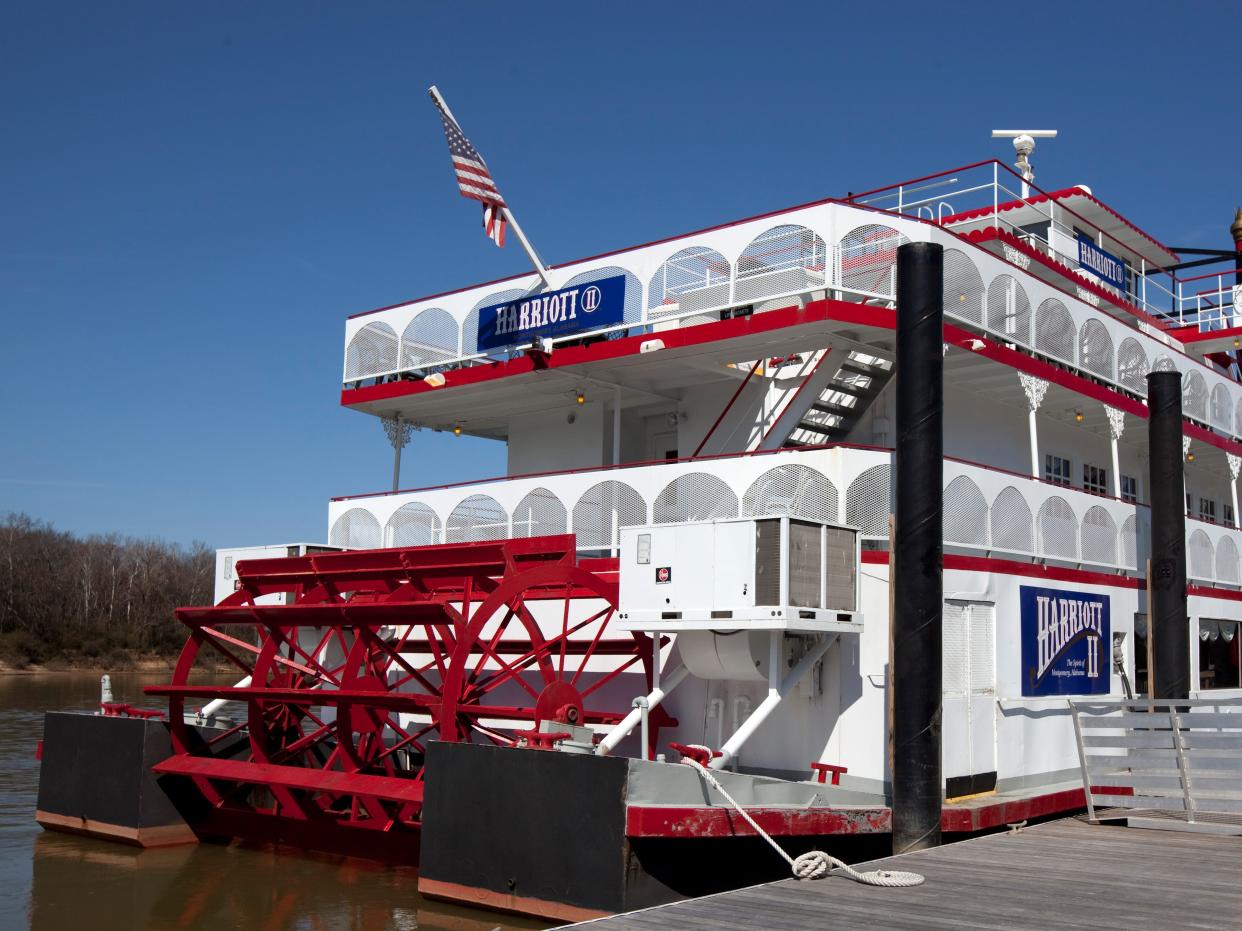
[400,308,458,370]
[572,481,647,549]
[1217,536,1240,585]
[1183,371,1208,422]
[845,464,892,537]
[943,476,988,547]
[1116,338,1149,395]
[464,288,527,355]
[942,249,985,325]
[648,246,730,326]
[1211,384,1232,432]
[990,487,1034,553]
[838,224,907,298]
[1078,319,1114,380]
[653,473,739,523]
[561,266,643,327]
[345,322,399,380]
[330,508,382,549]
[1080,506,1117,566]
[511,487,568,538]
[387,502,442,547]
[1152,355,1176,372]
[1188,529,1214,580]
[445,494,508,543]
[985,274,1031,345]
[1037,496,1078,560]
[1120,514,1140,570]
[735,225,827,304]
[1034,299,1075,364]
[742,464,839,523]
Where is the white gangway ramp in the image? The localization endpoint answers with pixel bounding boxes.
[1070,697,1242,835]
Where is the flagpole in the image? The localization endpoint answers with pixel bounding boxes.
[428,85,555,291]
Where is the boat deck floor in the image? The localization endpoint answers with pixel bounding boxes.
[571,817,1242,930]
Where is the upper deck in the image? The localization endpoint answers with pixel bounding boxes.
[338,159,1242,461]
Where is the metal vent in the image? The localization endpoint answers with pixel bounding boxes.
[512,487,568,538]
[1037,496,1078,560]
[735,225,827,304]
[330,508,382,549]
[943,602,969,698]
[345,322,399,380]
[990,487,1034,554]
[753,519,782,606]
[1183,372,1208,422]
[787,520,822,608]
[838,223,907,298]
[1212,384,1232,432]
[1217,536,1240,585]
[942,248,985,326]
[1078,319,1114,380]
[649,246,730,327]
[1080,506,1117,566]
[985,274,1031,345]
[400,308,458,370]
[445,494,508,543]
[388,501,442,547]
[1116,338,1149,395]
[824,527,857,611]
[944,476,988,547]
[572,481,646,550]
[1034,299,1075,364]
[1188,529,1214,581]
[845,464,892,537]
[653,473,739,524]
[742,464,839,523]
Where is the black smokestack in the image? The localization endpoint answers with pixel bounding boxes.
[891,241,944,854]
[1147,370,1189,699]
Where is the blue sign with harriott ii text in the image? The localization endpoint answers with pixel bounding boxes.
[1076,236,1126,291]
[1020,585,1110,697]
[475,275,627,351]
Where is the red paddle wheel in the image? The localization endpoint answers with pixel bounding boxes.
[146,535,671,861]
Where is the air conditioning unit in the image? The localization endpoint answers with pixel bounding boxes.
[616,516,862,633]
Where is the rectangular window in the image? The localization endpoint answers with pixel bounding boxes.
[1083,463,1108,496]
[1135,614,1149,697]
[1226,503,1235,527]
[1199,498,1217,524]
[1187,493,1194,515]
[1044,454,1071,487]
[1199,620,1242,690]
[1121,475,1138,504]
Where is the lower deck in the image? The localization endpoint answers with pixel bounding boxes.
[573,817,1242,929]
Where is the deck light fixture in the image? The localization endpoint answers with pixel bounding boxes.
[452,424,463,437]
[1075,410,1084,422]
[1187,450,1196,462]
[1233,338,1240,349]
[576,390,586,405]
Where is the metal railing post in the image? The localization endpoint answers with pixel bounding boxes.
[1169,708,1195,823]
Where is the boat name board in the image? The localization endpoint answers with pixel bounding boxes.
[1020,585,1110,697]
[476,275,626,351]
[1076,236,1126,291]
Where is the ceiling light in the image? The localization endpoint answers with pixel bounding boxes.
[576,391,585,405]
[1187,451,1195,462]
[1074,410,1084,423]
[452,424,463,437]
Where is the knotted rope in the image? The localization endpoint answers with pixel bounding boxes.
[679,745,925,887]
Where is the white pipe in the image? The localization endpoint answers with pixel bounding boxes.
[200,676,251,720]
[596,666,690,756]
[710,634,837,771]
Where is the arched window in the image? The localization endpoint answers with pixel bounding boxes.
[572,481,647,550]
[845,464,892,537]
[345,322,399,380]
[653,473,738,523]
[330,508,382,549]
[943,476,987,547]
[387,502,442,547]
[735,225,827,303]
[837,224,907,299]
[942,249,985,325]
[445,495,508,543]
[511,488,568,538]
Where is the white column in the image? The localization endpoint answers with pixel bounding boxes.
[612,386,622,466]
[1229,454,1242,529]
[1105,407,1125,497]
[382,413,415,494]
[1020,374,1049,479]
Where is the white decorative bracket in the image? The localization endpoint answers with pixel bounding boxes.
[382,414,416,451]
[1019,373,1049,411]
[1229,453,1241,482]
[1105,407,1125,441]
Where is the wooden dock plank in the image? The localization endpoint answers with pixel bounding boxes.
[575,818,1242,930]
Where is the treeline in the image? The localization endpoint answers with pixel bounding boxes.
[0,513,214,667]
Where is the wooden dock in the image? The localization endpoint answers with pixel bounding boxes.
[571,817,1242,929]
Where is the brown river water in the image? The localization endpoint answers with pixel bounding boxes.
[0,672,546,931]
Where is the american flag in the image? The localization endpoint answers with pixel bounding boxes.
[431,91,507,248]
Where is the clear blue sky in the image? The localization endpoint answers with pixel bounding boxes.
[2,1,1238,549]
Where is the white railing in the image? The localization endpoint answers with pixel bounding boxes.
[326,445,1242,584]
[341,187,1242,445]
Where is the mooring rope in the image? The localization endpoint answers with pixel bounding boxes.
[679,746,925,887]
